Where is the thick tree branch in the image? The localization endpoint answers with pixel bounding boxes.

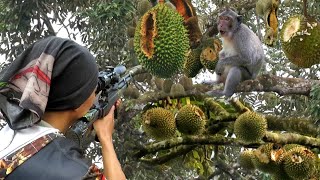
[237,74,318,96]
[266,115,320,137]
[134,135,261,159]
[264,131,320,148]
[135,130,320,160]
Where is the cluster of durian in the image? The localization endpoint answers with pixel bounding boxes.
[234,111,268,143]
[280,15,320,68]
[153,75,194,97]
[133,1,190,78]
[239,144,318,180]
[141,104,206,140]
[183,37,222,78]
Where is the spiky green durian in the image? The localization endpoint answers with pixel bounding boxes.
[199,38,222,70]
[170,83,186,97]
[178,76,193,91]
[283,147,316,179]
[134,3,190,78]
[162,79,173,93]
[309,158,320,180]
[234,111,267,143]
[176,104,206,135]
[142,107,176,140]
[271,173,293,180]
[137,0,153,16]
[183,48,203,78]
[252,143,284,174]
[280,15,320,68]
[122,85,140,99]
[283,144,304,152]
[239,150,255,171]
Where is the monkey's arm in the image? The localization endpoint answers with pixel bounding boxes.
[215,55,251,74]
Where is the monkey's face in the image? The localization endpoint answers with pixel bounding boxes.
[218,15,234,38]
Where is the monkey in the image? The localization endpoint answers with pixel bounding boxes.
[207,8,265,97]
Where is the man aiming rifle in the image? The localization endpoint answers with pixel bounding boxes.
[0,36,127,180]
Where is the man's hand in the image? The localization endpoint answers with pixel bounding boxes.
[93,100,121,142]
[93,99,126,180]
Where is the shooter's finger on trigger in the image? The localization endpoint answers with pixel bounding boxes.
[109,105,115,113]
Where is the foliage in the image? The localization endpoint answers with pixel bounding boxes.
[74,0,135,68]
[309,83,320,123]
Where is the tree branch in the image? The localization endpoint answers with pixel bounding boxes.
[264,131,320,148]
[135,130,320,160]
[134,135,261,159]
[139,145,196,165]
[266,115,320,137]
[237,74,318,96]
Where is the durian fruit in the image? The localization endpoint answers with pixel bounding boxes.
[141,107,176,140]
[162,79,173,93]
[271,172,293,180]
[199,38,222,70]
[283,144,304,151]
[169,0,202,47]
[183,48,203,78]
[178,76,193,91]
[234,111,267,143]
[154,77,164,90]
[134,2,190,78]
[239,150,255,171]
[175,104,206,135]
[280,15,320,68]
[252,143,284,174]
[283,146,316,179]
[309,158,320,180]
[137,0,153,16]
[122,85,140,99]
[170,83,186,97]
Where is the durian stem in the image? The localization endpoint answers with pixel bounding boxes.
[139,145,196,165]
[209,113,239,123]
[230,99,251,113]
[265,115,320,137]
[204,98,229,116]
[158,0,165,4]
[264,131,320,148]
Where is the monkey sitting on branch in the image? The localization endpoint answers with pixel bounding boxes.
[207,8,265,97]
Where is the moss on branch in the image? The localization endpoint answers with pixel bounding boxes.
[264,131,320,148]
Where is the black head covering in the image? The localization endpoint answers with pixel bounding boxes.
[0,36,98,130]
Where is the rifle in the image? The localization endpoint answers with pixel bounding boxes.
[65,65,141,149]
